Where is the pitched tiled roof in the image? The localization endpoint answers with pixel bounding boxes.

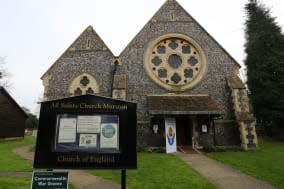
[147,94,221,115]
[0,87,28,118]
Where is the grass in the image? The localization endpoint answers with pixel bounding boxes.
[0,177,31,189]
[90,152,217,189]
[0,136,35,172]
[6,136,283,188]
[0,137,215,189]
[207,139,284,189]
[0,137,35,188]
[0,137,80,188]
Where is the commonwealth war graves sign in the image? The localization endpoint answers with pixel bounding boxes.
[31,172,68,189]
[34,95,137,169]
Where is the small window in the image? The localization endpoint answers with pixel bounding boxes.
[86,39,92,49]
[69,73,99,96]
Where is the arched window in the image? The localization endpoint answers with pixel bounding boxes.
[69,73,99,96]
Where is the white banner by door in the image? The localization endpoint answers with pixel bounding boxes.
[165,117,177,153]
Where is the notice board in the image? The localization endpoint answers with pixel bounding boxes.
[34,94,137,169]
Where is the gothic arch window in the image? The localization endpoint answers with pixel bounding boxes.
[69,73,99,96]
[144,33,207,91]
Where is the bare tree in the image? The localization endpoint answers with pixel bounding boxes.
[0,57,12,89]
[21,106,31,114]
[0,57,5,79]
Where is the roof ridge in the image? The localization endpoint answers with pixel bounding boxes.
[41,25,114,79]
[119,0,241,67]
[0,87,28,117]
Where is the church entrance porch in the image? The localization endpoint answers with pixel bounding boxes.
[151,115,194,152]
[150,115,210,153]
[176,116,201,154]
[146,94,222,152]
[176,116,192,147]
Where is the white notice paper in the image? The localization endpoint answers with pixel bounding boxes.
[202,125,208,133]
[79,134,97,148]
[58,118,77,143]
[77,116,101,133]
[100,123,118,149]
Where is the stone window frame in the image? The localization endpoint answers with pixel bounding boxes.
[144,33,207,91]
[68,73,99,96]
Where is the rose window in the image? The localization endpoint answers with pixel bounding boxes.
[144,34,207,91]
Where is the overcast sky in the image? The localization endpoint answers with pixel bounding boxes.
[0,0,283,114]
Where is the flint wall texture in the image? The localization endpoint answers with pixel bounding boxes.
[117,1,239,146]
[43,0,240,147]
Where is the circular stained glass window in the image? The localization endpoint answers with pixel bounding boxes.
[144,33,207,91]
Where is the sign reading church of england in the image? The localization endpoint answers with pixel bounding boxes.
[34,94,137,169]
[165,118,177,153]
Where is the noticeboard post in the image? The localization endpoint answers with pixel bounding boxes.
[33,94,137,188]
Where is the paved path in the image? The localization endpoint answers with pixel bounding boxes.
[176,152,276,189]
[12,145,121,189]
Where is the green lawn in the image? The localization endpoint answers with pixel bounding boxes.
[207,139,284,189]
[0,177,31,189]
[0,137,215,189]
[6,136,283,189]
[0,137,35,189]
[90,153,217,189]
[0,136,35,172]
[0,137,80,188]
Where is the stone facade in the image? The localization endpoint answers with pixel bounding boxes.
[42,0,257,150]
[42,26,114,100]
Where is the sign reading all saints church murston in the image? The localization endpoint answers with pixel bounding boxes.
[34,94,137,169]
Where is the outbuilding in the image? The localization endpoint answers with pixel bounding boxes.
[0,87,27,140]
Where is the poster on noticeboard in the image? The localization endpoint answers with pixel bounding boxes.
[55,114,119,152]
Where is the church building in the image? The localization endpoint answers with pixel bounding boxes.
[41,0,258,150]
